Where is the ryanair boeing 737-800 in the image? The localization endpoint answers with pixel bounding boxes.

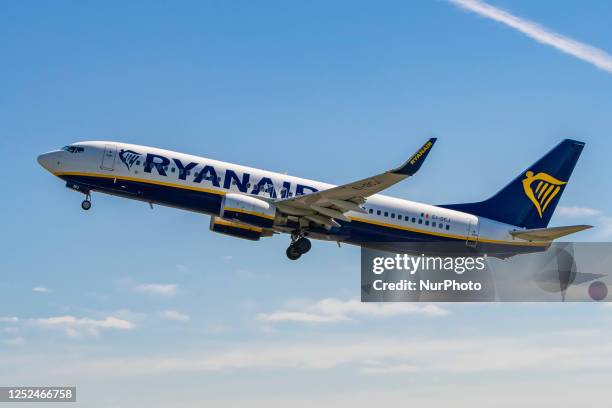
[37,138,591,260]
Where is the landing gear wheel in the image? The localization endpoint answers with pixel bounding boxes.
[81,199,92,211]
[286,245,301,260]
[294,237,311,254]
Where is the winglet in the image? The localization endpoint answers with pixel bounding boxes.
[390,138,437,176]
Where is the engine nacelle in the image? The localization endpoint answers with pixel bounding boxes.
[209,216,272,241]
[221,193,276,229]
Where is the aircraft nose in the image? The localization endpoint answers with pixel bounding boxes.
[37,152,57,173]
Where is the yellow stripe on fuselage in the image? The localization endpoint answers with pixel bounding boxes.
[54,171,226,196]
[348,216,548,247]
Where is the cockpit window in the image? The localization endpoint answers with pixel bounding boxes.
[61,146,84,153]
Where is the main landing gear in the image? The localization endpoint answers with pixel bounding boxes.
[81,193,92,211]
[286,231,312,260]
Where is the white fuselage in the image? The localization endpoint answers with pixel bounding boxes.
[37,141,534,250]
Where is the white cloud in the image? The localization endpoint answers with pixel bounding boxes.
[32,286,49,293]
[159,310,190,322]
[556,206,601,217]
[28,315,134,337]
[51,333,612,378]
[134,283,178,297]
[256,298,449,324]
[5,337,25,346]
[0,317,18,323]
[450,0,612,74]
[313,298,449,317]
[594,216,612,239]
[257,311,350,324]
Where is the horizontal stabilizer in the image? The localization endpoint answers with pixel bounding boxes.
[510,225,592,242]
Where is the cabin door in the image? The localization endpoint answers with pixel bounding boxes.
[100,144,117,171]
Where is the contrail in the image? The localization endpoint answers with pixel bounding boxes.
[450,0,612,74]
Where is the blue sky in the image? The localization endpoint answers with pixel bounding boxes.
[1,1,612,406]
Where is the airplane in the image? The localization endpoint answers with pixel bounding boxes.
[37,138,592,260]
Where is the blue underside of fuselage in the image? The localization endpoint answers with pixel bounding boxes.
[61,175,544,257]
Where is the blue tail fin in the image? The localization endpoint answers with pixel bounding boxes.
[440,139,585,229]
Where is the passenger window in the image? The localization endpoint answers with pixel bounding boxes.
[369,208,373,214]
[425,220,429,226]
[418,219,422,224]
[446,225,450,230]
[377,210,381,215]
[439,223,444,229]
[432,222,436,227]
[136,160,141,166]
[411,217,416,223]
[384,212,388,217]
[391,213,395,219]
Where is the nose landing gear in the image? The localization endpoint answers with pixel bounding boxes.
[81,193,92,211]
[286,231,312,260]
[66,182,92,211]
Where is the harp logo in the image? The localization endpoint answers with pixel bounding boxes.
[119,149,142,170]
[522,171,567,218]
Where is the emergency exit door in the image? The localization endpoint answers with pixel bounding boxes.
[466,218,479,247]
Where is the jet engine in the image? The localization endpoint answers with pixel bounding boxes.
[209,216,273,241]
[220,193,277,229]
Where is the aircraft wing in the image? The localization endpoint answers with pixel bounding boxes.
[274,138,436,229]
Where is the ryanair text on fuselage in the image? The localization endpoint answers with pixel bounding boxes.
[139,151,318,199]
